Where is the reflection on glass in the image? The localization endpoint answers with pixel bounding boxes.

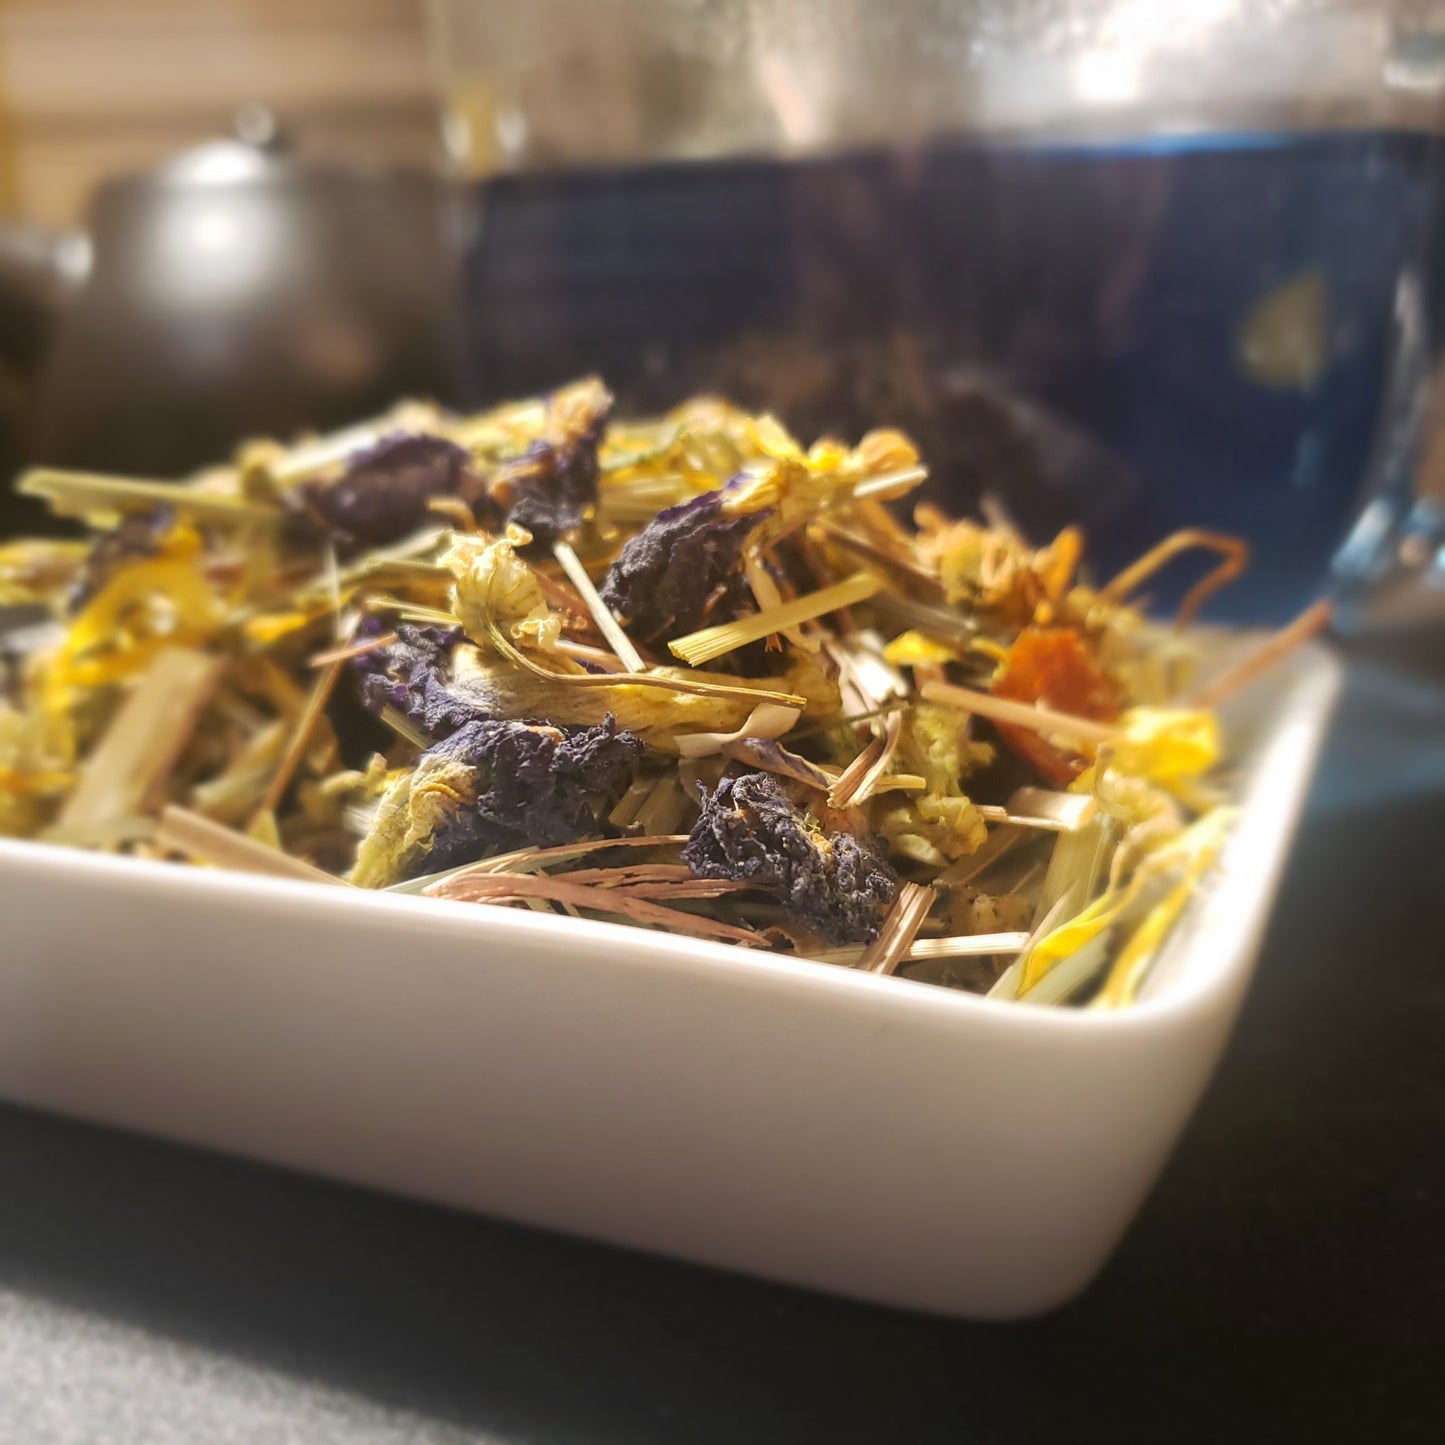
[428,0,1445,622]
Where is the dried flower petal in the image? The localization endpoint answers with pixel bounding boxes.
[71,506,177,609]
[488,377,613,545]
[682,772,897,945]
[351,623,482,739]
[600,486,764,646]
[301,433,474,553]
[446,527,563,655]
[353,715,643,886]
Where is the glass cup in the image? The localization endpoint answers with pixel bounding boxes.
[426,0,1445,624]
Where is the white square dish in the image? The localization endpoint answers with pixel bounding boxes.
[0,639,1340,1319]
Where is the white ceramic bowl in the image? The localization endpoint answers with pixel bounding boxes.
[0,640,1339,1319]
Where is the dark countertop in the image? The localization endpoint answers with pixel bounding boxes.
[2,630,1443,1444]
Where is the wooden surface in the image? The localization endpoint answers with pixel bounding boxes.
[0,0,437,225]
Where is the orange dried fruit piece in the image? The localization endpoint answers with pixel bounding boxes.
[991,627,1120,785]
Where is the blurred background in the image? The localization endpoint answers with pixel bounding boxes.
[1,0,1444,622]
[0,0,450,518]
[0,1,434,228]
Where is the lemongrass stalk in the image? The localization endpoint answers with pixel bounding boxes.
[859,882,938,976]
[551,538,647,673]
[378,705,431,750]
[310,632,399,668]
[20,469,281,523]
[1192,599,1333,707]
[922,679,1117,745]
[987,887,1081,1001]
[53,647,222,833]
[669,571,881,667]
[158,805,348,886]
[848,465,928,500]
[485,620,806,710]
[809,931,1028,968]
[827,707,903,808]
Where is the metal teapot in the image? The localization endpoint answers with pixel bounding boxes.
[0,109,462,527]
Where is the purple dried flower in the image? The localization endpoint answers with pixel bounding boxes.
[599,486,763,645]
[350,623,487,738]
[492,378,612,548]
[413,715,645,874]
[683,772,897,944]
[301,432,474,553]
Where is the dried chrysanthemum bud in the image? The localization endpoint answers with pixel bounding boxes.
[875,793,988,868]
[446,527,563,654]
[446,644,828,745]
[946,886,1035,937]
[871,702,993,865]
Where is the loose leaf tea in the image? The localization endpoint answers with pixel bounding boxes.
[0,378,1331,1007]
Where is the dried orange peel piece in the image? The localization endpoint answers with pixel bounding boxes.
[991,627,1120,785]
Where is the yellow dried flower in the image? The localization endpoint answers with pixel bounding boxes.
[446,526,562,654]
[882,630,965,668]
